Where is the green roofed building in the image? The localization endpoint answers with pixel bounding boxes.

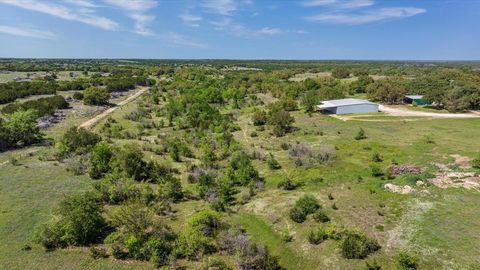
[404,95,429,106]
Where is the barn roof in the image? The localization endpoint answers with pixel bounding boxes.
[317,98,377,109]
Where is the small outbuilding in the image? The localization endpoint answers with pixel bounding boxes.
[317,98,379,115]
[404,95,428,105]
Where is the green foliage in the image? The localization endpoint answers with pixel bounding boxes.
[236,243,284,270]
[175,210,222,259]
[268,109,294,137]
[2,95,68,117]
[83,86,110,105]
[308,223,339,245]
[472,154,480,169]
[266,153,281,170]
[295,194,320,214]
[59,127,101,155]
[35,192,106,249]
[372,152,383,162]
[341,231,381,259]
[367,79,407,104]
[289,206,307,223]
[226,151,260,186]
[277,177,299,190]
[252,110,267,126]
[88,142,113,179]
[355,128,367,140]
[332,68,350,79]
[90,246,108,259]
[370,164,384,177]
[289,195,320,223]
[349,75,374,94]
[72,91,84,100]
[396,251,418,269]
[313,209,330,223]
[0,109,41,151]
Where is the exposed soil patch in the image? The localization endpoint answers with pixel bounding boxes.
[430,172,480,190]
[379,105,480,118]
[384,183,415,194]
[388,165,423,176]
[450,154,471,169]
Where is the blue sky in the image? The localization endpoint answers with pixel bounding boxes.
[0,0,478,60]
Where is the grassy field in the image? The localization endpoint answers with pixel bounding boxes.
[0,71,87,83]
[1,88,480,269]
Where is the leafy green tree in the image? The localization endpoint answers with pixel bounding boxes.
[35,192,106,249]
[332,68,350,79]
[88,142,113,179]
[0,109,41,148]
[367,79,407,104]
[268,109,294,137]
[59,127,101,154]
[83,87,110,106]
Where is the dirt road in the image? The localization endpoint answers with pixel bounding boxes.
[79,87,148,129]
[379,105,480,118]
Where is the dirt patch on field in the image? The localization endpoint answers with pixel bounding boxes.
[450,154,471,169]
[380,105,480,118]
[430,172,480,190]
[384,183,415,194]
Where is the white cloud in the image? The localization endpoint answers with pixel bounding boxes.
[202,0,238,15]
[63,0,98,8]
[256,27,282,36]
[102,0,158,36]
[160,32,207,48]
[210,18,282,38]
[179,12,203,27]
[302,0,374,8]
[0,25,55,39]
[307,7,426,24]
[0,0,118,30]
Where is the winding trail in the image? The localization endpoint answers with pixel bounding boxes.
[79,87,148,129]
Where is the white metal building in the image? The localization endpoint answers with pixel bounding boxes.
[317,98,379,114]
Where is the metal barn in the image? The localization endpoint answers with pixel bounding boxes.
[317,98,379,115]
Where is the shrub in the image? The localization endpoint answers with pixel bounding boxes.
[370,164,384,177]
[372,152,383,162]
[72,91,84,100]
[251,110,267,126]
[289,207,307,223]
[59,127,101,155]
[0,109,41,150]
[355,128,367,140]
[88,142,113,179]
[277,177,299,190]
[365,259,382,270]
[313,209,330,223]
[268,109,294,137]
[471,154,480,169]
[341,231,380,259]
[294,195,320,215]
[236,243,284,270]
[280,230,293,242]
[90,246,109,259]
[83,87,109,106]
[35,192,106,249]
[308,223,339,245]
[396,251,418,269]
[266,153,281,170]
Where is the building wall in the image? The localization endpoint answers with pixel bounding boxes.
[335,104,379,114]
